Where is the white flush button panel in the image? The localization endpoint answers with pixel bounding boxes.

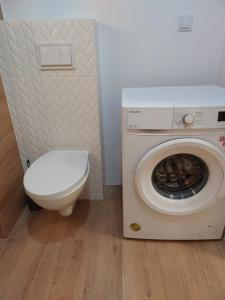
[37,43,74,70]
[178,15,193,32]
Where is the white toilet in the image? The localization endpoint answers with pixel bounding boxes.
[23,150,89,216]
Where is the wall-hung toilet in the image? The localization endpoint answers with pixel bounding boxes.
[23,151,89,216]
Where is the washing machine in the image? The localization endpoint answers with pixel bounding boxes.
[122,86,225,240]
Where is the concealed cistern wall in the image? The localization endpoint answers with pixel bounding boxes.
[0,20,103,200]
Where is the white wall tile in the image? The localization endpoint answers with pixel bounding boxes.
[0,19,97,78]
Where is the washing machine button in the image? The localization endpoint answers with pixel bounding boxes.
[183,113,194,125]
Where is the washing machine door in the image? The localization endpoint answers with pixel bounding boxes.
[135,138,225,216]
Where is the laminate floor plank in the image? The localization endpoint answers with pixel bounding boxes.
[0,238,45,300]
[0,187,224,300]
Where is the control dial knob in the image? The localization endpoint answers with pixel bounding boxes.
[183,114,194,125]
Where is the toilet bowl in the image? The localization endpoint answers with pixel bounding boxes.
[23,151,89,216]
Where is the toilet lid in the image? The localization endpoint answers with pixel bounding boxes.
[24,151,89,198]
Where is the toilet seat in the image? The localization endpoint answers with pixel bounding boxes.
[24,151,89,200]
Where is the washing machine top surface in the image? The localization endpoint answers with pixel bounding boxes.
[24,151,89,197]
[122,85,225,108]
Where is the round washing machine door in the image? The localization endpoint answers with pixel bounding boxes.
[135,138,225,216]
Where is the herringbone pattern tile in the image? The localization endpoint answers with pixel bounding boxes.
[0,20,97,78]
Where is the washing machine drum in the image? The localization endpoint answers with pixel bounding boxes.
[135,138,225,216]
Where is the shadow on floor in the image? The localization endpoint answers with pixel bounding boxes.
[26,200,91,244]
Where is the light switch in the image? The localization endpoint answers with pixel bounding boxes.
[178,15,193,32]
[37,43,73,69]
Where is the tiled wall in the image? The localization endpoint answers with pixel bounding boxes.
[0,19,103,200]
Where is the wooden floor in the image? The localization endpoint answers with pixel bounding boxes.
[0,186,225,300]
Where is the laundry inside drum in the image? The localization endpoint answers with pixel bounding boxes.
[152,153,209,200]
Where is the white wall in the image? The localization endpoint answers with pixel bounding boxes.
[220,41,225,86]
[2,0,225,185]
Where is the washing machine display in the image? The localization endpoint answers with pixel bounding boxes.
[152,153,209,200]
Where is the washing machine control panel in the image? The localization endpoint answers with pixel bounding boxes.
[173,107,225,129]
[126,107,225,130]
